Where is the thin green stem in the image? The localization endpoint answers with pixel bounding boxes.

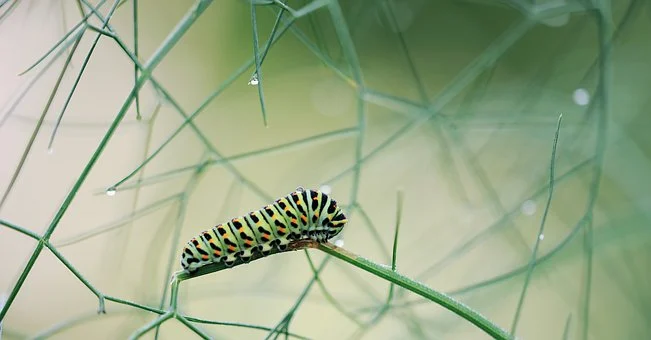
[562,314,572,340]
[127,311,173,340]
[293,0,329,18]
[362,90,430,117]
[271,0,295,15]
[271,5,353,86]
[0,240,46,322]
[54,194,181,247]
[249,3,285,84]
[326,0,362,85]
[349,190,405,339]
[264,258,329,340]
[175,315,211,340]
[305,1,330,60]
[581,4,612,339]
[111,127,356,192]
[0,0,20,25]
[0,219,41,240]
[384,189,403,307]
[132,0,141,120]
[581,220,594,340]
[381,0,428,104]
[251,1,268,126]
[184,314,311,340]
[510,114,563,335]
[316,243,512,340]
[105,296,165,315]
[350,204,391,263]
[390,190,403,273]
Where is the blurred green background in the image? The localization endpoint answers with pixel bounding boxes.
[0,0,649,339]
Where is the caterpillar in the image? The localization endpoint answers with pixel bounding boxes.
[180,187,348,273]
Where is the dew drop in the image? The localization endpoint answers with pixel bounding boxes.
[520,200,537,216]
[539,234,545,241]
[573,88,590,106]
[47,147,54,155]
[106,187,117,196]
[248,74,259,86]
[334,239,344,247]
[319,185,332,195]
[295,186,305,193]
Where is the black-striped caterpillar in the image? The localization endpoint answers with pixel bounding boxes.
[180,187,348,273]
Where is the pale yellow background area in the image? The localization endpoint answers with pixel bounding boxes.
[1,1,649,340]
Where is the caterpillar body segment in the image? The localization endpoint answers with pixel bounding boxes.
[180,187,348,273]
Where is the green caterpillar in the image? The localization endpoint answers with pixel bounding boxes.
[180,187,348,273]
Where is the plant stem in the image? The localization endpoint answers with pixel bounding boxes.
[317,243,512,340]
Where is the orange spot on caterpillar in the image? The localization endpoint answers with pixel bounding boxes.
[244,239,253,246]
[214,250,221,256]
[201,255,209,260]
[301,215,307,223]
[228,245,237,252]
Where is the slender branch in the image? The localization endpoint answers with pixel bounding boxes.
[510,114,563,335]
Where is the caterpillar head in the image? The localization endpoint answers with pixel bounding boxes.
[294,187,349,242]
[322,200,348,242]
